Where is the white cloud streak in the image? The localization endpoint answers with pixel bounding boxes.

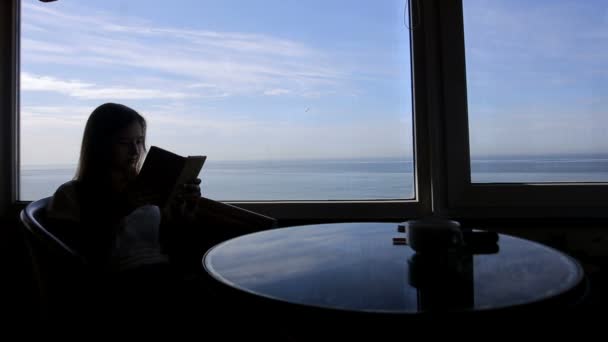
[21,72,191,100]
[21,105,91,127]
[264,89,291,96]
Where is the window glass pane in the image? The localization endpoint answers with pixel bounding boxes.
[20,0,414,200]
[464,0,608,183]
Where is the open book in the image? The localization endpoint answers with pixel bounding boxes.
[134,146,206,209]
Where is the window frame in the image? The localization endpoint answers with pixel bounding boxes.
[437,0,608,219]
[0,0,20,218]
[4,0,432,221]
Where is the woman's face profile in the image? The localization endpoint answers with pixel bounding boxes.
[111,122,145,174]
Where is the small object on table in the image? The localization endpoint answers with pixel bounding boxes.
[392,237,408,245]
[397,223,406,233]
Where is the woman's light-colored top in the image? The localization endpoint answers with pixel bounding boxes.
[47,180,168,271]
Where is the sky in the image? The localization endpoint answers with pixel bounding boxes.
[20,0,412,165]
[464,0,608,158]
[20,0,608,165]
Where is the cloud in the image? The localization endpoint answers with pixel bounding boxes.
[21,105,91,127]
[21,2,351,98]
[264,89,291,96]
[21,38,75,54]
[21,72,191,100]
[21,72,93,93]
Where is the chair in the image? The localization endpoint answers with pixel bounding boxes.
[20,197,90,321]
[20,196,279,323]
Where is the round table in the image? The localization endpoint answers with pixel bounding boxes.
[203,222,585,320]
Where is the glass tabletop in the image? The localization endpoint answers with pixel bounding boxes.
[203,222,584,313]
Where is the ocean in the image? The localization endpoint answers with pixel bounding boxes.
[20,156,608,201]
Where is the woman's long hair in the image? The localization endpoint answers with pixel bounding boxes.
[75,103,147,187]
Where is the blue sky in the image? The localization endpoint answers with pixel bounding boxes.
[20,0,607,165]
[464,0,608,158]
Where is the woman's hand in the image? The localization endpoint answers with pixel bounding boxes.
[165,178,202,222]
[179,178,202,209]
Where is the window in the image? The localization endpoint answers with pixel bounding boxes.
[439,0,608,217]
[15,0,428,219]
[5,0,606,220]
[464,0,608,184]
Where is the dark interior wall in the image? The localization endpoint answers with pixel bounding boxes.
[4,210,608,326]
[0,218,36,325]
